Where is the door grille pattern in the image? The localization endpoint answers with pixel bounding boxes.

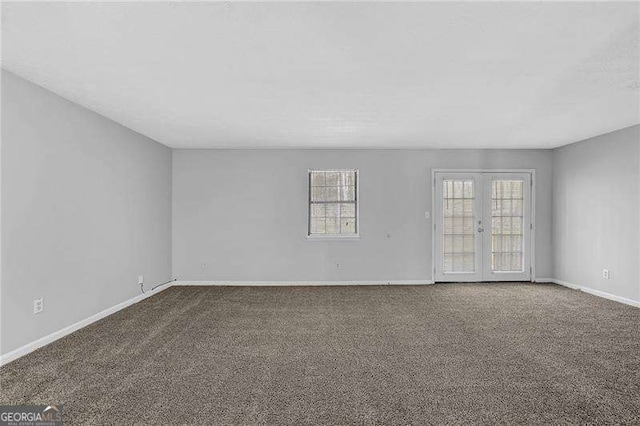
[442,180,475,272]
[491,180,524,271]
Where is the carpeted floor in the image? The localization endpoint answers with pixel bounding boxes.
[1,283,639,424]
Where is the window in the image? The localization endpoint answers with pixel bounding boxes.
[308,170,358,237]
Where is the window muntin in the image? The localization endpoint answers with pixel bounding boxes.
[308,170,358,236]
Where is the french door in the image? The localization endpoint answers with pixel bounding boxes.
[433,172,532,282]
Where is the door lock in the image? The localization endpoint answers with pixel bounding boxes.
[478,227,484,233]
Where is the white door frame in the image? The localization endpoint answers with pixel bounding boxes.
[430,169,536,283]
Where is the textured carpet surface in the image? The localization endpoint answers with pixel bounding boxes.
[1,283,639,425]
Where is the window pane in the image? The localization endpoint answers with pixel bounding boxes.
[511,253,522,270]
[452,181,463,198]
[342,185,355,201]
[512,199,523,216]
[501,235,511,252]
[463,217,474,234]
[501,217,512,234]
[512,235,523,252]
[310,218,325,234]
[493,253,502,270]
[312,187,326,202]
[325,218,339,234]
[325,186,340,201]
[492,235,502,252]
[511,183,523,198]
[326,203,339,218]
[452,235,464,252]
[326,172,340,186]
[512,217,523,234]
[310,171,326,186]
[463,200,474,216]
[443,255,453,272]
[463,254,475,271]
[340,218,355,234]
[444,217,453,233]
[452,199,464,217]
[343,171,356,186]
[311,204,325,217]
[463,235,474,253]
[340,203,355,218]
[444,235,454,253]
[463,181,474,198]
[500,200,512,216]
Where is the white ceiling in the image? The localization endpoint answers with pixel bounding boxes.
[2,2,639,149]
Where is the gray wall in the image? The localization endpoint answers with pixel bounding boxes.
[3,66,634,359]
[1,71,172,355]
[553,125,639,302]
[173,149,553,282]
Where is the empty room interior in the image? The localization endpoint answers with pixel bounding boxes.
[1,1,639,424]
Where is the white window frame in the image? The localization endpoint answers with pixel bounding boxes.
[306,169,360,241]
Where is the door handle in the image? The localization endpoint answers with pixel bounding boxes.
[477,227,484,233]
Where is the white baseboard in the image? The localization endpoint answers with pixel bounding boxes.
[0,279,428,366]
[0,285,172,367]
[533,278,555,283]
[173,280,435,286]
[546,278,639,307]
[3,277,635,366]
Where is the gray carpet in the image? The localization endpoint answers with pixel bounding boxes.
[1,283,639,424]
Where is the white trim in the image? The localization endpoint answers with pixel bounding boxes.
[549,278,581,289]
[0,285,172,367]
[431,169,537,174]
[545,278,639,308]
[3,277,636,366]
[173,280,434,286]
[533,277,555,283]
[529,169,537,282]
[305,235,360,241]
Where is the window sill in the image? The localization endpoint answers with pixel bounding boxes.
[306,234,360,241]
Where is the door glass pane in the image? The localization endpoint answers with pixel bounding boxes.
[491,180,524,271]
[442,179,475,272]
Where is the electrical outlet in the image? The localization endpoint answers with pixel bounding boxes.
[603,269,610,279]
[424,211,430,219]
[34,298,43,314]
[335,262,340,269]
[138,275,144,285]
[201,263,209,269]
